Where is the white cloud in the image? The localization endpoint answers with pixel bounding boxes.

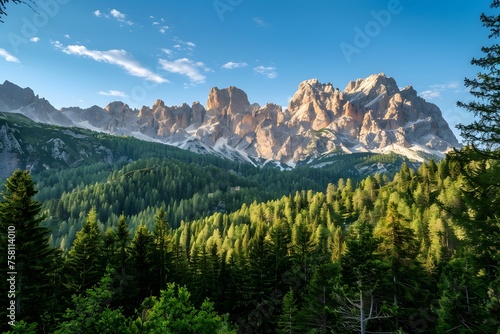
[421,81,463,100]
[158,58,209,83]
[430,82,461,90]
[110,9,125,20]
[64,34,70,39]
[172,39,196,51]
[254,65,277,79]
[95,9,133,25]
[30,37,40,42]
[98,90,128,98]
[53,41,167,83]
[0,48,20,63]
[110,9,133,25]
[222,61,248,69]
[420,90,440,100]
[161,48,173,56]
[151,17,168,33]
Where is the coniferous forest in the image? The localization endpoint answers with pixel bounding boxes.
[1,2,500,334]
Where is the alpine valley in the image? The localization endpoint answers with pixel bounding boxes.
[1,72,499,334]
[0,73,460,175]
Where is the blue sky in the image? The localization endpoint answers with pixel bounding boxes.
[0,0,494,141]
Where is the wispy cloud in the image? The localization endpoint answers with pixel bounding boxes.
[153,16,168,33]
[420,81,462,100]
[110,9,133,25]
[222,61,248,69]
[254,65,277,79]
[94,9,133,25]
[253,17,268,27]
[158,58,210,83]
[161,48,173,56]
[98,90,128,98]
[172,39,196,52]
[430,82,461,90]
[0,48,20,63]
[420,90,441,100]
[30,37,40,43]
[53,41,167,83]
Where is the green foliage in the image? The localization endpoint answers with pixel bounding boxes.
[63,208,106,294]
[0,170,60,332]
[135,282,236,334]
[54,272,132,334]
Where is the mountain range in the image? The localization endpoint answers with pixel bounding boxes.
[0,73,460,166]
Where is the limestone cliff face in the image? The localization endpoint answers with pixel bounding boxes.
[0,75,461,164]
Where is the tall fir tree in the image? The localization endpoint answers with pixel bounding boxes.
[64,207,105,295]
[129,222,156,306]
[0,170,59,331]
[449,1,500,329]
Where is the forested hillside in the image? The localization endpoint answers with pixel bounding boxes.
[1,1,500,332]
[35,152,406,253]
[0,153,498,333]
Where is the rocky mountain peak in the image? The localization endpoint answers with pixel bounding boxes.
[206,86,250,113]
[344,72,398,96]
[152,99,166,108]
[0,75,462,165]
[0,80,37,110]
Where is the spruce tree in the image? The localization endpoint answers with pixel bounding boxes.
[0,170,59,330]
[454,0,500,252]
[449,1,500,329]
[129,223,156,306]
[64,208,105,295]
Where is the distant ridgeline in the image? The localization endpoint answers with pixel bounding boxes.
[0,73,460,169]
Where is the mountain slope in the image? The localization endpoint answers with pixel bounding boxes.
[0,74,460,165]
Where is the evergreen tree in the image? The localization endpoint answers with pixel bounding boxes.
[129,223,156,306]
[0,170,59,330]
[277,288,299,334]
[154,207,171,291]
[299,263,340,333]
[374,201,431,332]
[451,1,500,329]
[109,214,134,314]
[54,271,132,334]
[243,226,280,333]
[64,208,105,295]
[135,282,236,333]
[336,220,391,334]
[437,252,497,333]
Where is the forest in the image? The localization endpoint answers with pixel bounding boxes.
[0,1,500,333]
[0,150,498,333]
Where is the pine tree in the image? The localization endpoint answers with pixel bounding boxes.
[154,207,171,291]
[109,214,134,313]
[451,2,500,329]
[129,222,156,306]
[277,288,299,334]
[64,208,105,295]
[0,170,59,330]
[336,220,391,334]
[374,201,431,332]
[54,271,132,334]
